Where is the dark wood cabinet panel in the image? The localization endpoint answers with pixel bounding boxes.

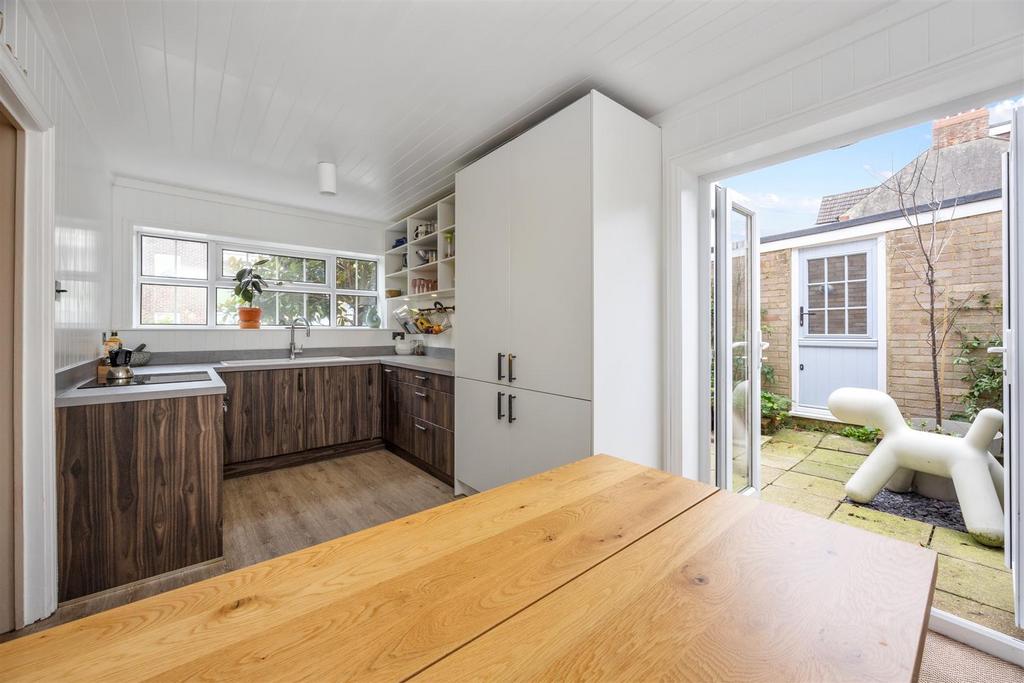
[413,418,454,478]
[223,369,306,463]
[384,365,454,393]
[383,368,455,484]
[56,394,223,601]
[392,381,453,430]
[305,364,381,449]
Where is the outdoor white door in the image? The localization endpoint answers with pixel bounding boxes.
[1000,104,1024,628]
[796,240,880,413]
[714,186,761,493]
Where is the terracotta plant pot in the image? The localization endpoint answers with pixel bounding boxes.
[238,306,262,330]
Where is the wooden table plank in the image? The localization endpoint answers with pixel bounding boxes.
[416,491,937,683]
[0,456,715,682]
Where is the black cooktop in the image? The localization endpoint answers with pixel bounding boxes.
[78,371,211,389]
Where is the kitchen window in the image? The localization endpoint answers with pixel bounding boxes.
[134,228,381,329]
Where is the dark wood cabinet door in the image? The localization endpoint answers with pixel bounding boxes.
[56,395,223,601]
[305,364,382,449]
[223,369,306,463]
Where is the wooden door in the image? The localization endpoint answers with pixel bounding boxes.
[454,145,512,385]
[508,96,593,400]
[223,369,305,463]
[305,364,381,449]
[454,378,510,492]
[506,388,591,485]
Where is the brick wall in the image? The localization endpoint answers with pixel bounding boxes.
[757,210,1002,419]
[760,250,791,397]
[887,210,1003,420]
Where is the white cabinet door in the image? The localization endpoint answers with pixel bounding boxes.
[508,97,593,400]
[507,387,592,484]
[455,378,511,492]
[455,146,511,385]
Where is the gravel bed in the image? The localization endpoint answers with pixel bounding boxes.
[849,489,967,533]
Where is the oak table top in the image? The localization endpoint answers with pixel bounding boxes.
[0,455,936,682]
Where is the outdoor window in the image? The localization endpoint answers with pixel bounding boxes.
[134,228,381,329]
[806,252,868,335]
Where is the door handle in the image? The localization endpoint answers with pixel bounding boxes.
[508,394,517,423]
[298,372,303,392]
[799,306,816,327]
[497,352,505,380]
[508,354,517,382]
[497,391,505,420]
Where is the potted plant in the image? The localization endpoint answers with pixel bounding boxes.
[234,259,268,329]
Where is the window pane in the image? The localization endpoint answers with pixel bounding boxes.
[807,258,825,283]
[337,258,378,291]
[827,309,846,334]
[337,294,356,326]
[848,280,867,307]
[847,253,867,280]
[808,309,825,334]
[848,308,867,334]
[356,296,377,326]
[222,250,326,285]
[826,282,845,307]
[217,288,330,326]
[807,284,825,309]
[141,284,206,325]
[141,236,207,279]
[826,256,845,282]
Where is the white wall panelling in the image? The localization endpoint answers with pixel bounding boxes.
[111,177,397,352]
[30,0,896,222]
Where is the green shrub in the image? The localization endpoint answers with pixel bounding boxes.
[760,391,791,434]
[840,425,880,443]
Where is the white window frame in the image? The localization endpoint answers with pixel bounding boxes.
[133,225,383,329]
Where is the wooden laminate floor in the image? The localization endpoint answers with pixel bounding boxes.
[1,449,453,642]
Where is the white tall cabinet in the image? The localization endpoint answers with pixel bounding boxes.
[455,91,662,493]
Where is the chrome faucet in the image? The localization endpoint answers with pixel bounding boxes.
[288,317,311,360]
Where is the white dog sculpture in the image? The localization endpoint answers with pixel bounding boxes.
[828,387,1005,547]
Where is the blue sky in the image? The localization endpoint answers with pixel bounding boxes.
[725,97,1022,237]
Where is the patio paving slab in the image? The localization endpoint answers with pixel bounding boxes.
[930,527,1008,572]
[807,448,868,470]
[829,503,932,546]
[936,555,1015,613]
[761,485,840,518]
[791,459,856,484]
[760,466,785,488]
[760,440,814,470]
[931,590,1024,640]
[770,428,824,448]
[818,433,876,455]
[773,471,847,501]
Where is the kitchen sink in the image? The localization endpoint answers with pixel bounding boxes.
[219,355,353,367]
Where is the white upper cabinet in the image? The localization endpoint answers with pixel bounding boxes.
[454,146,511,386]
[508,98,593,400]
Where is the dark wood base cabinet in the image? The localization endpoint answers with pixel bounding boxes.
[56,394,223,602]
[383,367,454,484]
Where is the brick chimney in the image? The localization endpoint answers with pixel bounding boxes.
[932,109,989,149]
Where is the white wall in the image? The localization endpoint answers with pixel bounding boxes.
[110,177,402,353]
[656,0,1024,478]
[1,0,114,371]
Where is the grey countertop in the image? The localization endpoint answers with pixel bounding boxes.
[55,355,454,408]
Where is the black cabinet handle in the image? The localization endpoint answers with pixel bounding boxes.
[508,354,516,382]
[298,372,303,392]
[508,394,517,423]
[497,353,505,380]
[497,391,505,420]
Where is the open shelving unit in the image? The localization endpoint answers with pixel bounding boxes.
[383,193,455,328]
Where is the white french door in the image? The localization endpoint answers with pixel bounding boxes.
[714,186,761,493]
[1001,104,1024,628]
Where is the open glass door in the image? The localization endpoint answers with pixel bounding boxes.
[714,186,761,493]
[1001,103,1024,627]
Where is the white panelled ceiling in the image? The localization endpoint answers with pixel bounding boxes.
[34,0,893,221]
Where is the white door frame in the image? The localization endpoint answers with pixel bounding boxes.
[0,47,57,629]
[789,235,887,421]
[668,90,1024,664]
